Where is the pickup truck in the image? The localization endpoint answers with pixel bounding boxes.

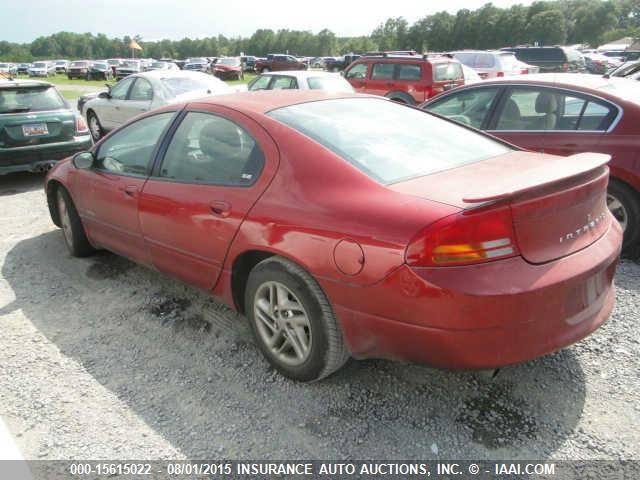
[254,54,308,73]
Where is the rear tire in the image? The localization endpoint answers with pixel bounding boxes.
[56,188,95,257]
[607,180,640,252]
[245,256,349,382]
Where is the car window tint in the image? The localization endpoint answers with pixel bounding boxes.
[110,78,135,100]
[158,112,263,185]
[248,75,272,91]
[96,112,174,175]
[129,78,153,101]
[453,52,477,67]
[494,89,548,130]
[271,76,297,89]
[269,98,510,185]
[475,54,495,68]
[578,101,614,131]
[0,86,65,113]
[307,76,354,92]
[345,63,367,79]
[434,63,464,81]
[426,88,500,129]
[397,64,421,80]
[371,63,395,80]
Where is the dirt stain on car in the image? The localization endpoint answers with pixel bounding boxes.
[86,253,134,280]
[457,383,537,448]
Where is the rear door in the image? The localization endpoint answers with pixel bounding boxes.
[138,105,279,290]
[365,61,396,97]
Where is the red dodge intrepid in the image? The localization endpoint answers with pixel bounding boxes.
[45,91,622,381]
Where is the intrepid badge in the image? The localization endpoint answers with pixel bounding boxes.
[559,212,607,244]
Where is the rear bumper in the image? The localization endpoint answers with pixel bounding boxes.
[0,136,92,175]
[325,221,622,369]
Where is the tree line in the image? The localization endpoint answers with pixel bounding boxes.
[1,0,639,62]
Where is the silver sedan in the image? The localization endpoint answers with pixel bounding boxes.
[82,70,231,140]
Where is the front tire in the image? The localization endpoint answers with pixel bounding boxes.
[87,111,104,141]
[245,257,349,382]
[607,180,640,252]
[56,188,95,257]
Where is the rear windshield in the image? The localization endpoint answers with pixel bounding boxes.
[434,63,464,81]
[267,98,510,184]
[306,76,353,92]
[160,75,230,96]
[511,48,566,62]
[0,86,66,114]
[33,62,47,68]
[0,63,9,68]
[70,61,87,67]
[498,53,519,68]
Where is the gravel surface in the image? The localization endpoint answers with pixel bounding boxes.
[0,172,638,461]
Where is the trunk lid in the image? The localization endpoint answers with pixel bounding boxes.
[0,110,77,147]
[390,151,611,264]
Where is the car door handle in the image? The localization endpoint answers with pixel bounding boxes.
[120,185,138,197]
[209,201,231,217]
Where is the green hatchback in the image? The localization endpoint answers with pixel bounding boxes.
[0,79,92,175]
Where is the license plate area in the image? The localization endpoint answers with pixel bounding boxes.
[22,123,49,136]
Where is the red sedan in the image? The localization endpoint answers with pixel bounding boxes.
[422,74,640,251]
[45,91,622,381]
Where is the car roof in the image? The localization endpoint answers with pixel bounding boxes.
[0,78,53,89]
[180,90,367,115]
[461,73,640,104]
[257,70,345,80]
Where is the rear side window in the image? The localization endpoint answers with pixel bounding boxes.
[371,63,395,80]
[397,64,421,80]
[268,98,510,184]
[475,54,495,68]
[434,63,464,81]
[271,76,297,89]
[0,87,65,113]
[158,112,263,185]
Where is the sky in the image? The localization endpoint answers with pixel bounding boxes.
[1,0,536,43]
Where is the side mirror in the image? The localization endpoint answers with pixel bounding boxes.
[72,151,95,169]
[98,91,111,99]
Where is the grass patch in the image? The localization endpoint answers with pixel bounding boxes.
[226,72,256,86]
[60,90,87,100]
[30,73,116,88]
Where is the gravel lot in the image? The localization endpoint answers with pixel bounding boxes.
[0,172,638,461]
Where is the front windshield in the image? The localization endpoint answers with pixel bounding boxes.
[70,62,87,67]
[152,62,165,68]
[0,86,66,114]
[218,58,240,66]
[187,58,206,64]
[0,64,8,68]
[93,63,107,69]
[33,62,46,68]
[122,61,139,68]
[161,75,230,96]
[268,98,511,184]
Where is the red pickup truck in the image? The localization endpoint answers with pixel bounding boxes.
[254,54,308,73]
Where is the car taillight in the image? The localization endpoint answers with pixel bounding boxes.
[496,71,505,77]
[562,63,569,71]
[406,205,519,267]
[520,68,529,74]
[75,115,89,134]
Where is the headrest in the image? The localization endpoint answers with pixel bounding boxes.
[535,92,558,113]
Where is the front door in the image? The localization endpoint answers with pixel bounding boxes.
[343,63,370,93]
[78,111,176,263]
[138,105,279,290]
[115,77,153,127]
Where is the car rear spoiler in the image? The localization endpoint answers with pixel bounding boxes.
[462,152,610,203]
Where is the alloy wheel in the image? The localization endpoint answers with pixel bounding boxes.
[253,281,312,366]
[57,191,73,248]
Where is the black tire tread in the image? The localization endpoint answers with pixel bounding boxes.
[609,179,640,252]
[248,256,349,381]
[57,187,95,257]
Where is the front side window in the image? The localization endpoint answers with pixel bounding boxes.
[158,112,263,185]
[271,76,297,90]
[248,75,272,91]
[129,78,153,101]
[110,77,135,100]
[306,76,353,92]
[426,87,500,129]
[268,98,510,184]
[344,63,367,79]
[96,112,174,175]
[371,63,395,80]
